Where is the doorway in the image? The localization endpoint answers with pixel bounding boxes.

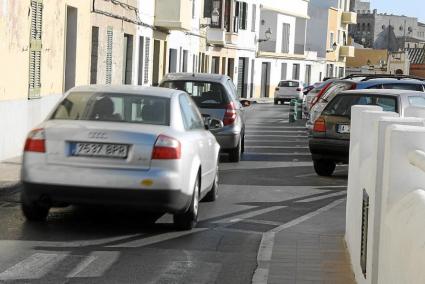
[260,62,270,98]
[64,6,78,91]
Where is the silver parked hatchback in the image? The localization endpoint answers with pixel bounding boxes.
[21,85,221,230]
[160,73,250,162]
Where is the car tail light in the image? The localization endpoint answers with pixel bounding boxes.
[313,118,326,133]
[223,102,237,126]
[152,135,181,159]
[24,128,46,153]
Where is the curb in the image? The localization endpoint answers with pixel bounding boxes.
[0,182,21,197]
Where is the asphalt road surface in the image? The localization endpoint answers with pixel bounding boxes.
[0,103,348,284]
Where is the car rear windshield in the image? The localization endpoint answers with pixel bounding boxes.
[381,83,425,91]
[320,82,355,102]
[279,81,299,87]
[51,92,170,125]
[322,94,398,117]
[161,80,229,108]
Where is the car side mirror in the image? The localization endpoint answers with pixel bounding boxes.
[208,118,224,131]
[240,99,251,107]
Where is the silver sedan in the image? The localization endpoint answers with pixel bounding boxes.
[21,85,221,230]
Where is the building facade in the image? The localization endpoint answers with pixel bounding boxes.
[0,0,357,160]
[306,0,356,78]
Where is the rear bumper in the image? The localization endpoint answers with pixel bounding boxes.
[211,124,242,150]
[309,138,350,163]
[23,182,191,214]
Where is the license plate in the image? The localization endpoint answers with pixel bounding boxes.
[71,142,128,159]
[337,124,350,134]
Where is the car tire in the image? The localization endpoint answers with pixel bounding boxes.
[313,160,336,176]
[229,137,242,163]
[241,135,245,154]
[203,165,219,202]
[274,100,278,105]
[173,174,200,230]
[21,193,49,222]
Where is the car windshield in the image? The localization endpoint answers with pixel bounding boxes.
[51,92,170,126]
[161,80,228,108]
[279,81,299,87]
[320,82,355,102]
[322,94,398,117]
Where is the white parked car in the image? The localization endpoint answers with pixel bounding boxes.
[21,85,221,230]
[274,80,305,104]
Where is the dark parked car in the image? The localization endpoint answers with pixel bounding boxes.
[309,89,425,176]
[160,73,250,162]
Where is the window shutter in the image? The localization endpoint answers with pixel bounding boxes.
[28,0,43,99]
[106,27,113,84]
[144,38,150,84]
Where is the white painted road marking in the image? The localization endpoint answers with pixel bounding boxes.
[0,252,68,281]
[251,198,346,284]
[296,191,346,203]
[108,228,207,248]
[213,206,286,224]
[67,251,119,278]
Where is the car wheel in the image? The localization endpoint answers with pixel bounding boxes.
[21,193,49,222]
[173,174,200,230]
[229,137,242,163]
[241,135,245,154]
[203,164,219,202]
[313,160,336,176]
[274,99,278,105]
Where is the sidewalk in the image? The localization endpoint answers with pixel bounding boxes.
[0,156,21,195]
[266,201,355,283]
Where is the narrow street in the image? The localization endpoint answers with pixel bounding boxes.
[0,103,352,283]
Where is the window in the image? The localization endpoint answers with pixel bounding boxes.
[323,95,397,117]
[279,81,299,87]
[51,92,170,126]
[329,32,335,49]
[90,26,99,84]
[382,83,424,91]
[161,81,229,108]
[169,49,178,73]
[144,38,150,84]
[192,0,195,19]
[179,94,204,130]
[409,96,425,107]
[251,4,256,32]
[106,28,113,84]
[292,64,300,80]
[182,50,188,72]
[29,0,43,99]
[236,1,248,30]
[137,36,144,85]
[281,23,290,53]
[123,34,133,85]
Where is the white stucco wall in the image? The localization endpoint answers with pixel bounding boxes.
[0,94,62,160]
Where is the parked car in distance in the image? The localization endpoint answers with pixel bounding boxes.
[274,80,305,104]
[160,73,249,162]
[306,77,425,130]
[21,85,222,230]
[303,81,335,116]
[309,89,425,176]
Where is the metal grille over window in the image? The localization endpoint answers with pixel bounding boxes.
[360,189,369,277]
[106,28,113,84]
[28,0,43,99]
[144,38,150,84]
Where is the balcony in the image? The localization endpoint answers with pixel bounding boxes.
[340,45,355,58]
[154,0,191,31]
[207,28,226,45]
[342,11,357,25]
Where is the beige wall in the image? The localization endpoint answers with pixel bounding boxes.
[91,0,138,85]
[346,48,388,68]
[0,0,91,102]
[326,8,339,62]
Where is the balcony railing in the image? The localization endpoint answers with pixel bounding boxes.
[154,0,191,31]
[342,11,357,25]
[340,45,355,57]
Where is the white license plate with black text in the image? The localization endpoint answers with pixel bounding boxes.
[337,124,350,134]
[71,142,128,159]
